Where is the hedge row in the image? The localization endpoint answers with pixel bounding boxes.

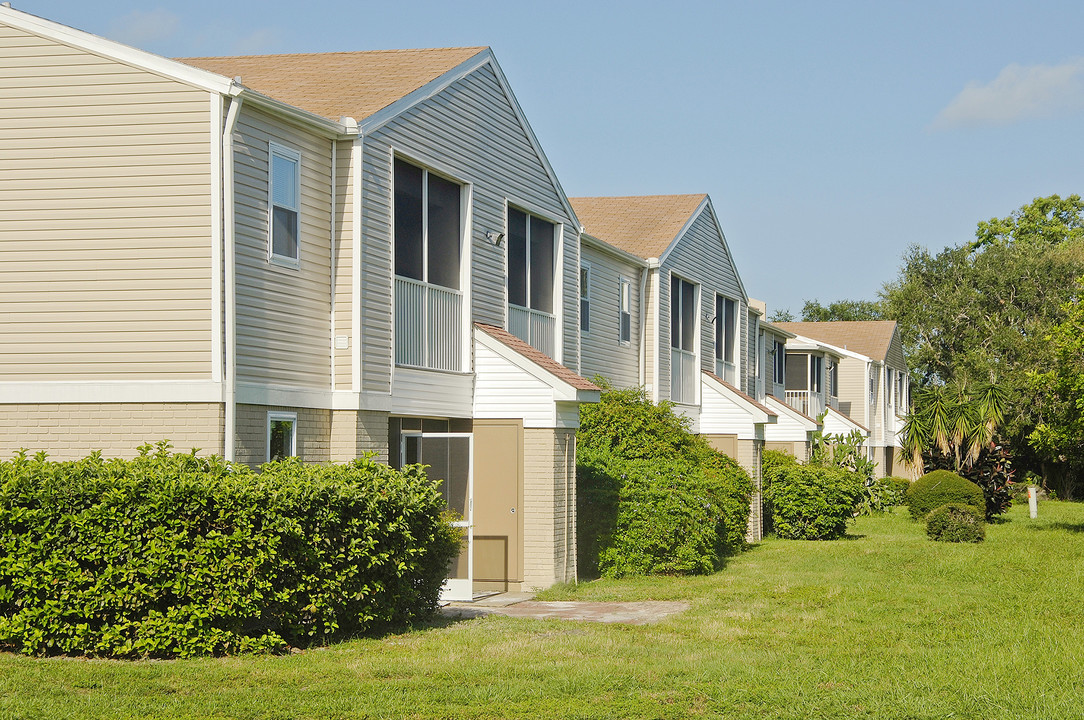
[0,444,459,658]
[763,451,864,540]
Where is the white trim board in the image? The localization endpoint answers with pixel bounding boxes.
[0,381,222,404]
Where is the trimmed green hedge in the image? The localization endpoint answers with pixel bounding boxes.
[0,444,460,658]
[763,451,864,540]
[905,469,985,520]
[926,503,986,543]
[577,385,753,578]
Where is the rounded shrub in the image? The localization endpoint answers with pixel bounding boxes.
[0,443,460,658]
[926,503,985,543]
[905,469,984,520]
[762,450,864,540]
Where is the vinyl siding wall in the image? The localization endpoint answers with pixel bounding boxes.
[333,139,355,391]
[836,356,868,426]
[579,244,641,389]
[657,205,747,402]
[360,62,580,395]
[0,23,215,381]
[232,105,333,389]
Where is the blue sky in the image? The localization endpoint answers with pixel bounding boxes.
[19,0,1084,316]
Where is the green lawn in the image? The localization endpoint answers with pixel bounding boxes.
[3,502,1084,719]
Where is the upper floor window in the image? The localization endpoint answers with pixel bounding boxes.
[580,265,591,332]
[619,277,632,344]
[393,158,464,371]
[715,294,737,382]
[773,339,786,385]
[269,143,301,265]
[670,275,697,352]
[827,359,839,398]
[394,158,461,289]
[507,207,557,356]
[869,365,878,405]
[810,355,823,394]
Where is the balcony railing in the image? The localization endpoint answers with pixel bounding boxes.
[395,276,462,371]
[785,389,824,419]
[828,394,839,410]
[508,303,555,358]
[715,359,737,385]
[671,348,697,405]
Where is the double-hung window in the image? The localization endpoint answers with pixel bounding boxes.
[714,295,737,383]
[393,158,463,371]
[618,277,632,344]
[670,275,697,404]
[269,143,301,265]
[507,207,556,356]
[580,265,591,333]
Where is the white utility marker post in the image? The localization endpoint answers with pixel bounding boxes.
[1028,486,1038,519]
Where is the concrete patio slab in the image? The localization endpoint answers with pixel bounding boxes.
[440,599,690,625]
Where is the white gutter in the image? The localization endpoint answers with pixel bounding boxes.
[222,91,243,461]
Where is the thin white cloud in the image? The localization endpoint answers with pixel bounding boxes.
[931,59,1084,130]
[107,8,180,48]
[230,28,281,55]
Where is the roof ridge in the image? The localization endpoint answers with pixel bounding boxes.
[175,46,488,62]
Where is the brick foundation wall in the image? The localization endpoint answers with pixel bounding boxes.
[521,427,577,590]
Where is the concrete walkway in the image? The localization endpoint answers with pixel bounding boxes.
[440,594,690,625]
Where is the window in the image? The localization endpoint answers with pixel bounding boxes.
[773,340,785,385]
[886,368,895,406]
[715,295,737,381]
[269,143,301,265]
[507,207,555,313]
[394,158,461,289]
[827,359,838,397]
[810,355,823,393]
[670,275,696,352]
[618,277,632,344]
[580,265,591,332]
[869,365,877,405]
[267,412,297,462]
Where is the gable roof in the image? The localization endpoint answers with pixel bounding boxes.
[178,48,487,123]
[773,321,900,363]
[474,324,600,393]
[570,194,707,259]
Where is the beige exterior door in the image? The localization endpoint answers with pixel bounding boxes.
[472,420,523,591]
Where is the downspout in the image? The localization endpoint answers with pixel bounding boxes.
[222,91,243,461]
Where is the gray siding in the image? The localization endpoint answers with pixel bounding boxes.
[658,204,747,401]
[579,244,641,389]
[360,62,580,393]
[232,105,333,388]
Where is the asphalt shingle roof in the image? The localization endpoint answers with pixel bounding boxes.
[474,324,600,392]
[570,194,706,259]
[773,321,899,363]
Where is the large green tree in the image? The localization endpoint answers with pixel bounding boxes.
[800,298,883,322]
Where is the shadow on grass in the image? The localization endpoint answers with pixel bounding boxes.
[1027,522,1084,534]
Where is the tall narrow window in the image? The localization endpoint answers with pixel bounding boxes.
[828,359,838,397]
[580,265,591,332]
[267,412,297,462]
[715,294,737,382]
[773,340,785,385]
[507,206,557,355]
[869,365,877,405]
[270,144,300,264]
[670,275,697,405]
[810,355,823,393]
[393,158,464,370]
[618,277,632,344]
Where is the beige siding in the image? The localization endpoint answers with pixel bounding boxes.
[232,105,333,388]
[0,23,214,380]
[234,403,332,466]
[658,205,747,403]
[521,427,577,589]
[333,140,355,391]
[0,403,223,459]
[836,356,868,426]
[361,63,581,392]
[580,244,641,389]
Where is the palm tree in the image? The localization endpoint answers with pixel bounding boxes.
[901,382,1007,472]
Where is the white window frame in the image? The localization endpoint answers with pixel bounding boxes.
[773,339,786,386]
[618,276,632,345]
[267,411,298,462]
[268,142,302,268]
[580,263,591,333]
[869,365,878,406]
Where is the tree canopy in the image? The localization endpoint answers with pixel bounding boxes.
[800,299,883,322]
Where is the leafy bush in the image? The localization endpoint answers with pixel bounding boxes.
[0,443,460,658]
[762,451,864,540]
[926,503,986,543]
[577,385,753,578]
[921,443,1014,519]
[905,469,985,520]
[856,476,911,515]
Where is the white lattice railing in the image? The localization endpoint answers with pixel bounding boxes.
[785,389,825,419]
[395,276,462,371]
[508,303,556,358]
[671,348,697,405]
[715,359,737,385]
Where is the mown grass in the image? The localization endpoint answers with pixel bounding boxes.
[3,502,1084,719]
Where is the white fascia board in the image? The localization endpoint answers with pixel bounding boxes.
[0,5,234,95]
[762,322,797,339]
[701,373,776,424]
[657,196,708,266]
[473,328,583,402]
[240,90,354,138]
[581,233,650,268]
[656,197,750,302]
[788,334,870,363]
[765,395,820,430]
[0,380,221,404]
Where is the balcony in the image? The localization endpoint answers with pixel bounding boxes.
[395,276,462,371]
[671,348,697,405]
[508,303,555,358]
[785,389,825,419]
